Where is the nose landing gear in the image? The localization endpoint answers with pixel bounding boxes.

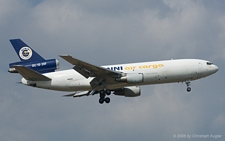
[186,81,191,92]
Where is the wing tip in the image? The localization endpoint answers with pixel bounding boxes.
[59,54,70,58]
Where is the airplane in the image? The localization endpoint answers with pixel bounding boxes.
[8,39,59,73]
[12,52,219,104]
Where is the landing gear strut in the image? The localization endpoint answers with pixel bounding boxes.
[186,81,191,92]
[99,90,111,104]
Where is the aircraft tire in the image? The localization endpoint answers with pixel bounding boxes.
[105,97,110,103]
[100,90,105,95]
[106,90,111,95]
[187,87,191,92]
[100,93,105,98]
[99,98,104,104]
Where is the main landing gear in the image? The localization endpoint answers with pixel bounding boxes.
[99,90,111,104]
[186,81,191,92]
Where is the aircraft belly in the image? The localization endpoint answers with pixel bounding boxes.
[32,78,87,92]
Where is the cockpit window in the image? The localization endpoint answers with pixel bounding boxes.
[206,62,213,65]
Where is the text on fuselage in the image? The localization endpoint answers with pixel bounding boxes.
[31,62,47,67]
[107,64,164,71]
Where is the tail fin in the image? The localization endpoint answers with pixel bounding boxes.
[9,39,59,73]
[10,39,45,62]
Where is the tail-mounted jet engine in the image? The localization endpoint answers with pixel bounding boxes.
[9,59,59,73]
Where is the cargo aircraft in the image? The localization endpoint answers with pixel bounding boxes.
[10,40,219,104]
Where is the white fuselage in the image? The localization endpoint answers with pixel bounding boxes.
[21,59,218,91]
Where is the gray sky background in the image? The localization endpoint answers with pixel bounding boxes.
[0,0,224,140]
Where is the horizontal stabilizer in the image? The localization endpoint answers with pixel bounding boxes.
[14,66,51,81]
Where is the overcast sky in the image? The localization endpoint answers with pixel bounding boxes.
[0,0,224,140]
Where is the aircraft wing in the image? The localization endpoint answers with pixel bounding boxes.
[14,66,51,81]
[60,55,123,79]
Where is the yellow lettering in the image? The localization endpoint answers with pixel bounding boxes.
[158,64,164,67]
[138,64,164,69]
[125,67,131,70]
[152,64,158,69]
[125,66,136,70]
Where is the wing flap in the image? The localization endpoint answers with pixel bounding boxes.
[14,66,51,81]
[63,91,90,97]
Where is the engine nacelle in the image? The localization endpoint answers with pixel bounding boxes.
[116,73,143,84]
[9,59,59,73]
[114,86,141,97]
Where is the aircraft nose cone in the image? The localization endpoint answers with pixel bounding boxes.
[212,65,219,74]
[214,65,219,73]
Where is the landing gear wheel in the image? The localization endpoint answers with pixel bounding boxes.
[99,90,111,104]
[105,97,110,103]
[106,90,111,95]
[99,98,104,104]
[100,90,105,95]
[187,87,191,92]
[100,93,105,98]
